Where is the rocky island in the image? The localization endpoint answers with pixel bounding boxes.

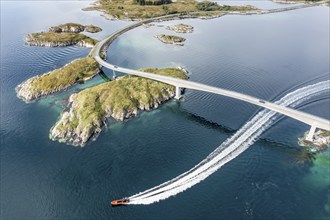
[16,57,100,102]
[166,23,194,33]
[50,67,188,145]
[25,23,102,47]
[25,32,98,47]
[155,34,186,46]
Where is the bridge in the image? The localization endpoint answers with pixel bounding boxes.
[92,4,330,142]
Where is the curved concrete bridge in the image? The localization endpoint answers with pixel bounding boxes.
[93,3,330,141]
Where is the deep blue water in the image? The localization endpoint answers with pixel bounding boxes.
[1,1,329,219]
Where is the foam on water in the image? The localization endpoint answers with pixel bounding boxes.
[128,80,330,205]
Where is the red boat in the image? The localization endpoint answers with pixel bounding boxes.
[111,198,129,206]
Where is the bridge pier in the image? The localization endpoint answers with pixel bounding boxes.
[305,125,316,142]
[112,70,116,79]
[175,86,182,100]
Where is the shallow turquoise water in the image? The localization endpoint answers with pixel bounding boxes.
[1,1,329,219]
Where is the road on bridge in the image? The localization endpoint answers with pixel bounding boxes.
[92,3,330,139]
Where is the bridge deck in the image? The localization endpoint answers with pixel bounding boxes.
[92,2,330,132]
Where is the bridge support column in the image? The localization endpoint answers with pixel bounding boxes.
[305,125,316,142]
[175,86,182,100]
[112,70,116,79]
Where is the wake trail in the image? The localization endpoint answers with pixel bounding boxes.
[128,80,330,205]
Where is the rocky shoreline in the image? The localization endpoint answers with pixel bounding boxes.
[50,67,188,146]
[16,57,100,102]
[155,34,186,46]
[298,129,330,152]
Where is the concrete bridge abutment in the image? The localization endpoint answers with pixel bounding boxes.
[305,125,316,142]
[112,70,116,79]
[175,86,182,100]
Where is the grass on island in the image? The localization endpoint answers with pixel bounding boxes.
[86,0,257,20]
[27,32,98,45]
[28,57,99,94]
[196,1,257,11]
[55,68,188,138]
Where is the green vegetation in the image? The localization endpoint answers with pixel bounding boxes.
[85,24,103,33]
[29,57,99,93]
[134,0,172,5]
[196,1,221,11]
[70,67,187,124]
[86,0,256,20]
[196,1,257,11]
[25,32,98,47]
[51,67,188,144]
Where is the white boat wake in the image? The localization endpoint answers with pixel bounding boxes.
[128,80,330,205]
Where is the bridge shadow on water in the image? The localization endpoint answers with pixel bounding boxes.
[165,100,235,135]
[98,69,112,82]
[96,70,329,156]
[172,102,318,167]
[165,99,325,158]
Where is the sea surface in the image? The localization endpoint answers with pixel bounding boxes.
[1,1,329,219]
